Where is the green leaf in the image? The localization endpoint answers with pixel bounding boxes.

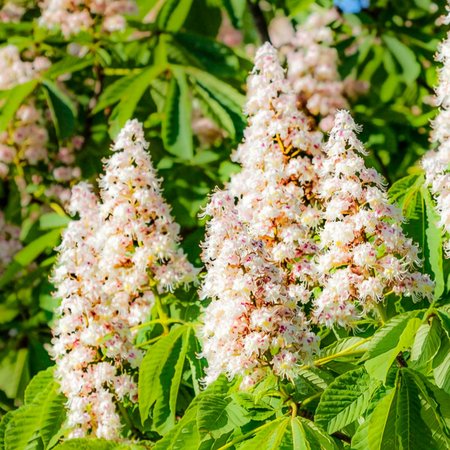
[353,369,439,450]
[171,32,239,78]
[109,65,163,138]
[197,394,248,439]
[45,56,94,79]
[423,187,445,299]
[5,403,42,450]
[402,369,450,449]
[352,388,398,450]
[0,348,29,399]
[53,439,121,449]
[197,395,230,436]
[319,337,369,360]
[135,0,160,19]
[13,229,61,267]
[93,73,143,114]
[42,79,77,140]
[0,80,38,132]
[396,370,433,450]
[388,174,423,219]
[0,411,17,450]
[237,418,290,450]
[153,417,200,450]
[297,418,338,450]
[4,368,65,449]
[410,317,442,368]
[184,66,244,115]
[294,367,333,393]
[152,326,191,434]
[186,331,204,396]
[24,367,54,405]
[138,325,187,424]
[437,309,450,339]
[364,312,420,382]
[221,0,246,28]
[157,0,193,32]
[315,368,379,434]
[40,389,66,447]
[433,340,450,393]
[39,213,70,230]
[382,35,421,84]
[194,83,235,138]
[162,68,193,160]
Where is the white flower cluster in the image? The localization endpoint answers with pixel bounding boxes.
[0,102,48,181]
[200,43,433,389]
[0,212,22,275]
[313,111,434,326]
[269,9,366,132]
[423,4,450,258]
[0,44,84,206]
[199,43,322,388]
[0,45,50,91]
[51,120,198,439]
[39,0,137,37]
[0,2,25,22]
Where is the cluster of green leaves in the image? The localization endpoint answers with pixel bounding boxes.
[0,0,449,449]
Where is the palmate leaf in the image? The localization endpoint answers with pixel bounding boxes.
[351,388,398,450]
[40,386,66,447]
[315,367,380,434]
[410,317,442,368]
[4,403,42,450]
[422,187,446,299]
[0,411,16,450]
[109,65,163,138]
[153,325,190,434]
[138,325,192,433]
[396,371,433,450]
[234,416,337,450]
[92,72,144,114]
[432,340,450,393]
[54,439,147,449]
[292,419,338,450]
[183,65,245,139]
[352,369,442,450]
[194,83,236,138]
[152,377,232,450]
[162,68,193,160]
[318,337,369,360]
[382,35,421,85]
[24,366,54,404]
[196,394,248,439]
[157,0,193,32]
[237,418,290,450]
[401,369,450,449]
[364,311,421,382]
[0,79,38,132]
[42,79,77,140]
[171,32,239,78]
[3,366,65,450]
[221,0,246,28]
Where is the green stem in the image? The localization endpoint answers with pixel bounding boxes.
[305,338,370,368]
[290,401,298,418]
[375,302,388,324]
[131,317,185,331]
[300,391,323,408]
[155,293,169,334]
[135,334,163,348]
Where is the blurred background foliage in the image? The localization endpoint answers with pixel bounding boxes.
[0,0,447,414]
